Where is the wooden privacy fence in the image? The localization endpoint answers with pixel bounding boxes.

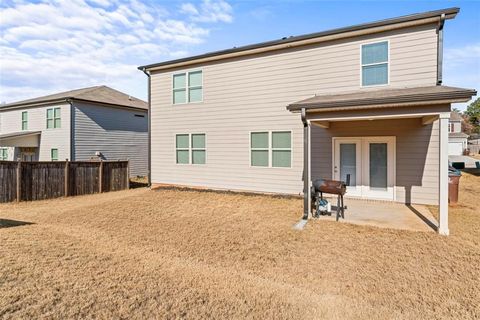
[0,160,129,203]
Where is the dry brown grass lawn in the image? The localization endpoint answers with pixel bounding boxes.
[1,171,479,319]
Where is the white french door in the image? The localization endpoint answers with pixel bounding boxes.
[333,137,395,200]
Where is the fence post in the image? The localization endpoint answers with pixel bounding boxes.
[99,160,103,193]
[16,160,21,202]
[126,159,130,189]
[64,160,69,197]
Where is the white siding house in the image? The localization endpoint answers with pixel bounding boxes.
[0,86,148,177]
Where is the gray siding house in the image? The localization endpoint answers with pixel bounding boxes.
[139,8,476,235]
[0,86,148,177]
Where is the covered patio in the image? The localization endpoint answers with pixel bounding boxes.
[0,131,41,161]
[287,85,476,235]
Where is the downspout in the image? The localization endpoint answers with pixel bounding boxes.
[67,99,74,161]
[141,68,152,187]
[436,13,445,85]
[301,108,310,220]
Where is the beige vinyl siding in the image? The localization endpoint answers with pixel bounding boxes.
[73,102,148,177]
[150,23,439,197]
[0,103,71,161]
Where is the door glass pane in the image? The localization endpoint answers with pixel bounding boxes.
[192,150,205,164]
[272,150,291,167]
[251,150,268,166]
[370,143,387,190]
[272,131,291,148]
[251,132,268,148]
[340,143,356,186]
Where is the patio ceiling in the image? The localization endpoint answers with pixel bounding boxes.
[0,131,41,147]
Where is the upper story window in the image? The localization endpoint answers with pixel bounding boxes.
[449,123,455,133]
[361,41,388,86]
[46,107,61,129]
[173,70,203,104]
[21,111,28,130]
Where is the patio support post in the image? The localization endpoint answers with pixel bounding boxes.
[301,108,311,219]
[438,112,449,235]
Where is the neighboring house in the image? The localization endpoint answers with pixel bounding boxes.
[0,86,148,177]
[448,111,468,155]
[139,7,476,235]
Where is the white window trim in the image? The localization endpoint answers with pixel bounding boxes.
[46,107,61,129]
[360,40,390,88]
[174,133,207,165]
[172,70,203,105]
[249,130,293,169]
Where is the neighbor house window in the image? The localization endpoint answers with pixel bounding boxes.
[0,148,8,160]
[176,133,206,164]
[449,123,455,133]
[361,41,388,86]
[47,107,61,128]
[21,111,28,130]
[251,131,292,168]
[51,148,58,161]
[173,70,203,104]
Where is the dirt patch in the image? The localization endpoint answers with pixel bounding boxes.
[0,173,479,319]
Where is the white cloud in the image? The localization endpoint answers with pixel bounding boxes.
[444,43,480,110]
[181,0,233,23]
[0,0,233,103]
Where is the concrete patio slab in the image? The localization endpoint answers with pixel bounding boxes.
[312,197,438,232]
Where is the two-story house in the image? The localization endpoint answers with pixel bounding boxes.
[139,8,476,235]
[0,86,148,177]
[448,111,468,155]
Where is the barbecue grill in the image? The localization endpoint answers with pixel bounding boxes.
[311,178,347,221]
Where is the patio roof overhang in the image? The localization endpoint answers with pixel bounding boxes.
[286,86,477,113]
[0,131,41,147]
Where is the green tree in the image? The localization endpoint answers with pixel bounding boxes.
[465,97,480,134]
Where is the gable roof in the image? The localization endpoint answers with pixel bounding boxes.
[139,7,459,72]
[1,86,147,111]
[287,86,477,112]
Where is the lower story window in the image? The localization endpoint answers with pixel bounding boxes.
[51,148,58,161]
[251,131,292,168]
[176,133,206,164]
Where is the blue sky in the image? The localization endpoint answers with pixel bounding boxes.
[1,0,479,109]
